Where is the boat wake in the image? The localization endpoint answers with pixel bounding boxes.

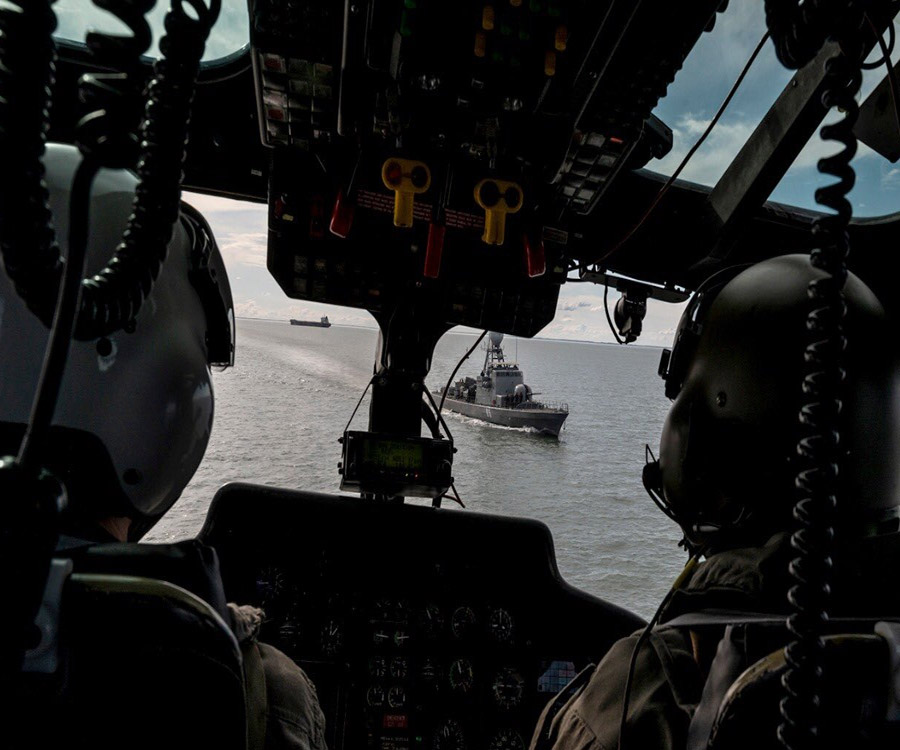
[446,411,543,435]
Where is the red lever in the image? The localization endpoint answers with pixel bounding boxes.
[329,190,355,238]
[524,234,546,278]
[424,224,446,279]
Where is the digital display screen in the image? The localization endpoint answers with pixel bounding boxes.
[361,438,425,472]
[537,660,578,694]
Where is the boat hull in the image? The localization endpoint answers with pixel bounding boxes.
[441,396,568,437]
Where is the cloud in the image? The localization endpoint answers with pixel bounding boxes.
[218,233,268,267]
[882,167,900,189]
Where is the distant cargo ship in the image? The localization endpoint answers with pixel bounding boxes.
[290,316,331,328]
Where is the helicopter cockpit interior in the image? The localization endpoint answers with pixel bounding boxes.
[4,1,900,749]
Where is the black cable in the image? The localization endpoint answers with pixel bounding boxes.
[595,30,770,266]
[764,6,867,748]
[603,284,625,345]
[17,159,99,474]
[0,0,222,341]
[867,14,900,144]
[617,554,702,750]
[438,330,489,414]
[862,18,895,69]
[342,376,375,434]
[0,0,61,323]
[422,385,454,444]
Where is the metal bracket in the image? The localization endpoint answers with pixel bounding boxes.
[23,557,74,674]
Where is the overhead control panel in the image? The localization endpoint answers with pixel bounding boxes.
[249,0,725,335]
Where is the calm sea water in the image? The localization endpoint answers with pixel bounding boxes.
[147,319,687,619]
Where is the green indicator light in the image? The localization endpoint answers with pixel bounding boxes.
[491,50,505,63]
[510,55,521,68]
[404,0,417,6]
[548,4,561,17]
[529,0,541,11]
[500,22,513,35]
[400,10,413,36]
[518,28,531,41]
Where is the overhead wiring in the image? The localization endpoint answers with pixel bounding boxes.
[866,14,900,145]
[594,30,771,267]
[603,283,626,345]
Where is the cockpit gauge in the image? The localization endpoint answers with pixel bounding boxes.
[393,628,411,648]
[420,657,443,691]
[373,627,392,647]
[373,598,394,621]
[369,656,387,679]
[320,618,344,655]
[256,565,286,609]
[450,606,476,639]
[488,729,525,750]
[390,656,409,680]
[491,667,525,709]
[387,685,407,708]
[448,658,475,694]
[432,719,466,750]
[421,604,444,638]
[275,619,302,653]
[366,685,385,708]
[488,608,514,644]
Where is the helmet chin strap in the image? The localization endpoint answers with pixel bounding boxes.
[642,443,756,555]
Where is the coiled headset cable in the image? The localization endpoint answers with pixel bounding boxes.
[763,3,868,748]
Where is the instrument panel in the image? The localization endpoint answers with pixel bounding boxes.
[200,483,644,750]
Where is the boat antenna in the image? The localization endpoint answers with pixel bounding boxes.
[438,330,488,414]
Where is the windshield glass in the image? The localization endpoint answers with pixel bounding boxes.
[650,3,900,218]
[53,0,249,64]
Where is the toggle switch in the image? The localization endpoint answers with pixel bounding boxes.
[382,158,432,228]
[474,178,523,246]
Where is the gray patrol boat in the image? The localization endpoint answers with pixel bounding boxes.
[439,332,569,437]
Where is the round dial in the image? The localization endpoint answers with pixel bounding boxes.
[373,627,391,647]
[374,598,394,621]
[489,729,524,750]
[432,719,466,750]
[369,656,387,679]
[256,565,285,609]
[492,667,525,709]
[421,604,444,638]
[449,658,475,694]
[488,608,514,643]
[390,656,409,680]
[275,619,302,652]
[366,685,385,707]
[320,618,343,655]
[388,685,407,708]
[450,606,476,639]
[393,628,411,648]
[420,657,443,691]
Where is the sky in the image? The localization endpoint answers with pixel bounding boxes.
[54,1,900,347]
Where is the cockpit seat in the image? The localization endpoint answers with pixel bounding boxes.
[12,572,247,750]
[700,628,900,750]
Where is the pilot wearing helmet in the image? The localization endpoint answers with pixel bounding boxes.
[0,144,326,750]
[530,255,900,750]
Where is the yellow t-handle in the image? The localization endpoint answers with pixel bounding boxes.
[382,159,431,228]
[474,179,523,246]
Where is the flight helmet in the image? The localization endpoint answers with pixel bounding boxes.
[646,254,899,552]
[0,143,235,540]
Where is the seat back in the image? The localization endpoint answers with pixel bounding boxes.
[706,633,899,749]
[12,573,247,750]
